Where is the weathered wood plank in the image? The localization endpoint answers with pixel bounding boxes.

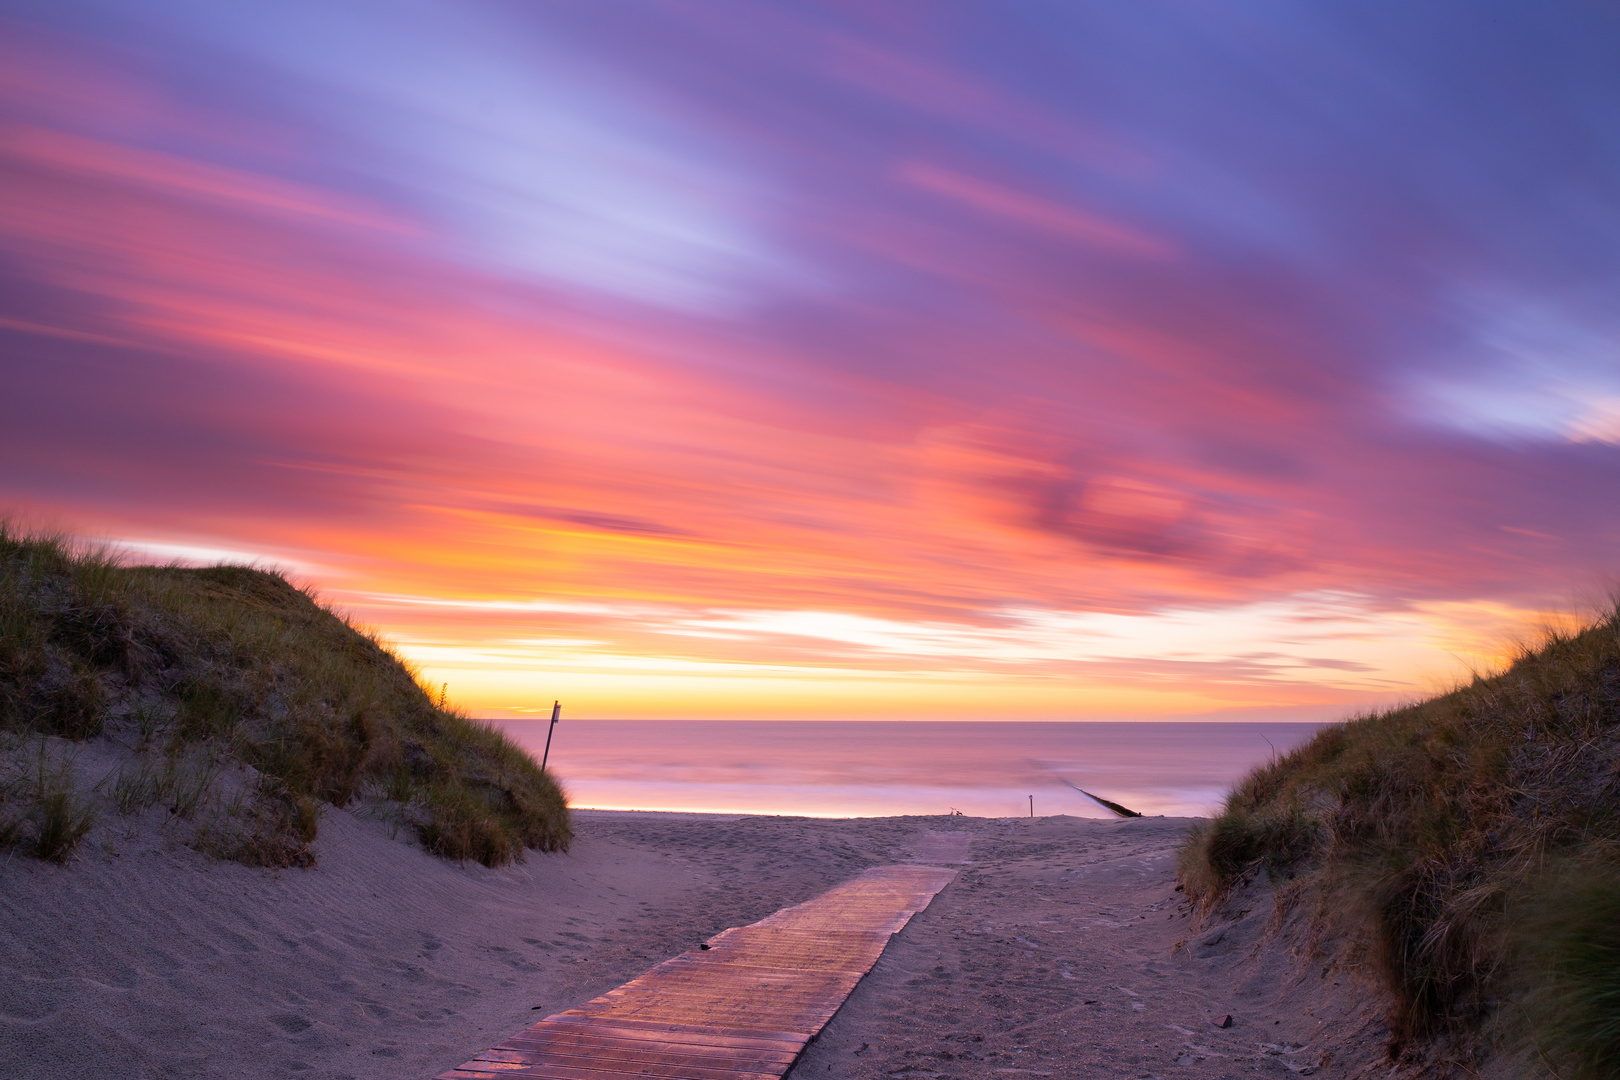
[477,1038,798,1064]
[439,1065,780,1080]
[475,1048,791,1078]
[477,1048,792,1075]
[531,1015,810,1047]
[495,1036,798,1065]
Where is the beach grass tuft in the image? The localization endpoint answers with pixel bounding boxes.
[1178,603,1620,1061]
[7,741,99,862]
[1512,857,1620,1080]
[0,523,570,867]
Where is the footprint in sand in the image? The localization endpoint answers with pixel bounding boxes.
[0,990,59,1022]
[269,1012,313,1035]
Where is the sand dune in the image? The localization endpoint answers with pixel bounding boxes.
[0,808,1386,1079]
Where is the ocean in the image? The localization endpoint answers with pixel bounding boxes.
[486,720,1332,819]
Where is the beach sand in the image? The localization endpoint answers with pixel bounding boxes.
[0,807,1387,1079]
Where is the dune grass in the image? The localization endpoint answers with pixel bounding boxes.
[1513,858,1620,1079]
[1178,606,1620,1069]
[0,740,99,862]
[0,525,570,867]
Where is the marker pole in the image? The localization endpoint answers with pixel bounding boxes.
[541,700,561,773]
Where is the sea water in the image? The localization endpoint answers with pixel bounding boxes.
[486,720,1331,819]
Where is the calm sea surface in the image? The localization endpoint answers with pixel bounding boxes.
[486,720,1332,819]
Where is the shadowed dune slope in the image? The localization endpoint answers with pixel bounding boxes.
[0,526,569,868]
[1180,606,1620,1078]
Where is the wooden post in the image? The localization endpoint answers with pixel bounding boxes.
[1028,795,1033,819]
[541,700,561,773]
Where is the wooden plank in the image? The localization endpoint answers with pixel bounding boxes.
[481,1038,799,1068]
[582,990,858,1011]
[533,1015,810,1047]
[495,1035,798,1065]
[439,1065,780,1080]
[437,863,956,1079]
[606,963,859,986]
[582,991,836,1008]
[475,1046,793,1078]
[476,1047,793,1075]
[593,971,863,997]
[688,938,889,968]
[584,981,861,1006]
[478,1038,798,1064]
[567,1003,835,1031]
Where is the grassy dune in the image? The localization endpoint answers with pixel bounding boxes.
[1179,608,1620,1076]
[0,527,569,868]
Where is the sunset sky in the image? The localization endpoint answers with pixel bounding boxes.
[3,2,1618,721]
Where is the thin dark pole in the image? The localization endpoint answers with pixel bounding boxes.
[540,700,560,773]
[1028,795,1033,819]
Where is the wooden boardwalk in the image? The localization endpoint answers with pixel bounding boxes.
[436,863,958,1080]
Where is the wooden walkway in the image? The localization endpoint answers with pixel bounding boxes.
[436,863,958,1080]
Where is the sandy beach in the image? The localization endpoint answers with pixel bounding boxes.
[0,807,1389,1080]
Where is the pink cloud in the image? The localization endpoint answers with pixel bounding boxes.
[3,7,1617,719]
[897,161,1174,259]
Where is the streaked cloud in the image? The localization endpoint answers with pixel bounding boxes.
[897,162,1174,259]
[1411,299,1620,445]
[2,1,1617,719]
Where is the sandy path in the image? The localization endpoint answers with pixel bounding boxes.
[790,815,1387,1080]
[0,809,1384,1080]
[0,807,924,1079]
